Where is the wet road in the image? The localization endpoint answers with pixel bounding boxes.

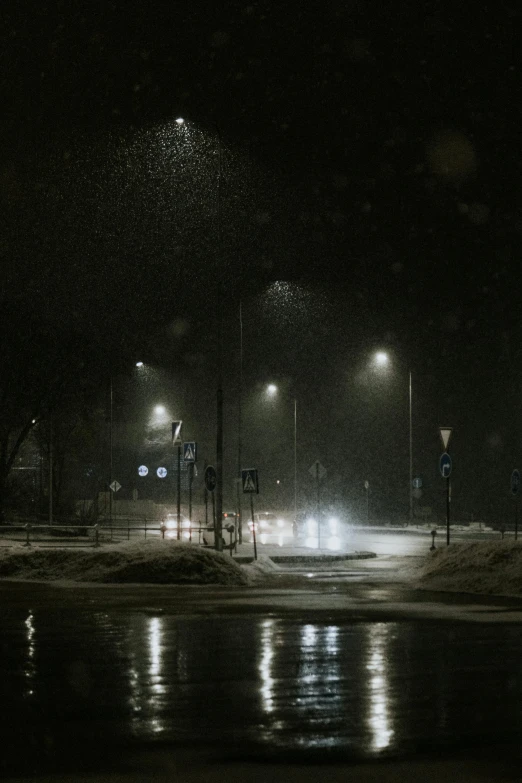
[2,579,522,778]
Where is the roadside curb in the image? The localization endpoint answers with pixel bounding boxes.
[235,552,377,565]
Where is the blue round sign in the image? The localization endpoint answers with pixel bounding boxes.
[439,452,452,478]
[511,469,520,496]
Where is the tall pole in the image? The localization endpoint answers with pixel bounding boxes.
[188,463,193,542]
[446,475,451,545]
[409,370,413,522]
[294,398,297,524]
[215,123,224,552]
[237,299,243,544]
[316,461,321,549]
[109,375,113,525]
[177,444,181,540]
[48,412,53,525]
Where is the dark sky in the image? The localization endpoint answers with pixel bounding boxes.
[2,1,522,520]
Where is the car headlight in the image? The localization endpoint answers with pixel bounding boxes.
[182,519,191,529]
[166,518,175,529]
[307,518,317,535]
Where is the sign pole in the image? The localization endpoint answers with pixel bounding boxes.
[446,476,450,546]
[510,469,520,540]
[251,494,257,561]
[316,461,321,549]
[188,463,193,542]
[204,489,208,544]
[177,444,181,540]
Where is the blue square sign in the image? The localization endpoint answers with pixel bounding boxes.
[183,442,197,463]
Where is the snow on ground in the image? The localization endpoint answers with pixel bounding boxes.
[0,539,247,585]
[416,541,522,596]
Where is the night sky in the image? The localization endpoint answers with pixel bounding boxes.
[2,1,522,521]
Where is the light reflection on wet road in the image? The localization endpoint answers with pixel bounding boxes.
[2,603,522,776]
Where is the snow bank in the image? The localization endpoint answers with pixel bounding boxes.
[417,541,522,596]
[0,539,247,586]
[241,554,281,583]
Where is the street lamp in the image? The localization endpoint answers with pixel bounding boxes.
[266,384,298,525]
[372,351,413,522]
[170,116,224,551]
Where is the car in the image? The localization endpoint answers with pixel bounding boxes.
[245,511,289,534]
[293,512,341,539]
[164,513,193,540]
[222,511,238,527]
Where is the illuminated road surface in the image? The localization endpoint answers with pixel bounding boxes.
[2,578,522,779]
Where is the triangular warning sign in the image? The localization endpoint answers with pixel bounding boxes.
[244,472,256,492]
[185,444,195,461]
[439,427,452,449]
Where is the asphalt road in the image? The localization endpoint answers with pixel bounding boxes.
[234,527,502,557]
[2,568,522,781]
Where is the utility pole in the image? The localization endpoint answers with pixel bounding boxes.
[316,461,321,549]
[409,370,413,521]
[237,299,243,545]
[48,413,53,525]
[215,123,224,552]
[109,376,113,526]
[294,398,297,525]
[177,443,181,540]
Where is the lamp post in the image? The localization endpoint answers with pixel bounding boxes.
[237,299,243,545]
[266,384,298,523]
[171,116,224,550]
[372,352,413,522]
[108,361,145,524]
[214,122,224,552]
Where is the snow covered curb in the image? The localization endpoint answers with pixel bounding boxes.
[416,541,522,597]
[0,539,247,585]
[241,555,282,584]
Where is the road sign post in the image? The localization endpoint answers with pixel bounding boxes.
[172,422,183,541]
[446,475,450,545]
[242,469,259,560]
[511,469,520,541]
[177,445,181,540]
[364,480,370,524]
[439,451,452,545]
[188,463,193,542]
[183,443,197,543]
[250,494,257,561]
[203,465,217,547]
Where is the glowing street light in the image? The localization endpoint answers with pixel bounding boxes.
[267,384,278,396]
[136,361,144,367]
[154,405,166,416]
[374,351,389,367]
[175,117,185,125]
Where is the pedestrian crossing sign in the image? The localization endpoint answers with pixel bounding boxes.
[242,469,259,494]
[183,442,197,463]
